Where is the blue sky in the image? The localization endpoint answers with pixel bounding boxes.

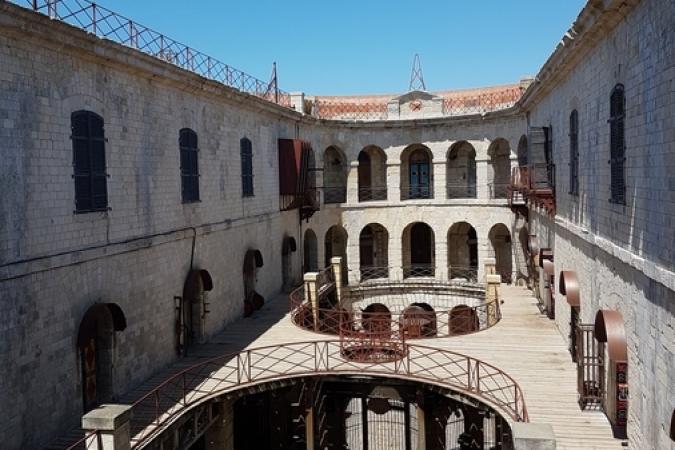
[111,0,586,95]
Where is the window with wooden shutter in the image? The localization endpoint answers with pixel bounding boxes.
[241,137,254,197]
[609,84,626,204]
[569,110,579,196]
[179,128,200,203]
[71,111,108,213]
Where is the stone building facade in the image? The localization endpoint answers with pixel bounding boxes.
[0,0,672,449]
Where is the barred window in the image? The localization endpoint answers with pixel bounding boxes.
[71,111,108,213]
[241,137,254,197]
[180,128,200,203]
[609,84,625,204]
[569,110,579,196]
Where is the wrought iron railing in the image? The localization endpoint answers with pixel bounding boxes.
[359,266,390,281]
[11,0,292,108]
[63,431,102,450]
[402,264,435,278]
[312,99,388,121]
[442,88,521,116]
[400,185,433,201]
[446,183,477,199]
[448,266,479,282]
[488,182,510,199]
[322,186,347,204]
[358,186,387,202]
[125,340,527,447]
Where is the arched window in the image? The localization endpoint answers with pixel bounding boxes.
[71,111,108,212]
[406,147,432,199]
[179,128,200,203]
[569,110,579,196]
[241,137,254,197]
[609,84,625,204]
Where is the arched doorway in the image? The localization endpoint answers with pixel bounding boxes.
[447,222,478,280]
[77,303,126,412]
[324,225,348,284]
[449,305,479,335]
[402,222,435,278]
[323,146,347,203]
[243,250,264,316]
[362,303,392,335]
[359,223,389,280]
[303,229,318,272]
[281,236,297,292]
[401,145,433,200]
[357,146,387,201]
[488,224,512,283]
[447,141,477,199]
[410,302,438,337]
[488,138,511,199]
[182,269,213,349]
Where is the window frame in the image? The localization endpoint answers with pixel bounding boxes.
[569,110,579,196]
[179,128,200,203]
[608,84,626,205]
[71,110,109,214]
[240,137,254,197]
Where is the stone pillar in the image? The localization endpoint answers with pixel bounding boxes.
[290,92,306,114]
[484,257,496,279]
[511,423,556,449]
[331,256,343,302]
[304,272,319,330]
[386,161,400,202]
[435,236,448,282]
[476,158,489,200]
[433,160,446,200]
[82,405,132,450]
[346,161,360,204]
[346,231,360,285]
[477,238,490,281]
[205,399,234,450]
[486,274,502,326]
[389,232,403,281]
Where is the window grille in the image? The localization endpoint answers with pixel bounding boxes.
[241,137,254,197]
[179,128,200,203]
[71,111,108,212]
[569,110,579,196]
[609,84,626,204]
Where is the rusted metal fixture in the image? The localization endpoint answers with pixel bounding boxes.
[594,310,627,362]
[558,270,580,307]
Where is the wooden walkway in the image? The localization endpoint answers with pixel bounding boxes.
[49,285,625,450]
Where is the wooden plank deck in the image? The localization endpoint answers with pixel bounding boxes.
[49,285,625,449]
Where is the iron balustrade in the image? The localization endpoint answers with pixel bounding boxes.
[446,182,477,199]
[402,264,435,278]
[359,266,390,281]
[122,340,527,448]
[312,99,388,121]
[400,185,434,200]
[13,0,291,108]
[358,186,387,202]
[488,182,510,199]
[64,431,101,450]
[448,266,479,282]
[322,186,347,204]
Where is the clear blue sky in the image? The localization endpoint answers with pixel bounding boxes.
[111,0,586,95]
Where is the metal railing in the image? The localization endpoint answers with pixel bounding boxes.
[13,0,291,107]
[402,264,435,278]
[322,186,347,204]
[446,183,477,199]
[312,99,388,121]
[448,266,479,282]
[125,340,527,447]
[63,431,102,450]
[400,185,433,201]
[360,266,390,281]
[442,88,521,116]
[488,182,510,199]
[358,186,387,202]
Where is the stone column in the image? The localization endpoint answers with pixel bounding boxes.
[484,257,496,279]
[205,399,234,450]
[511,423,556,449]
[486,274,502,326]
[476,158,489,200]
[346,161,360,204]
[386,161,401,203]
[435,235,448,282]
[433,160,446,200]
[331,256,343,303]
[82,405,132,450]
[389,231,403,281]
[304,272,319,331]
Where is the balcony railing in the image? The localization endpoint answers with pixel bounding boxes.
[448,266,479,282]
[401,185,433,200]
[358,186,387,202]
[446,183,477,199]
[323,186,347,204]
[403,264,435,278]
[488,182,510,199]
[360,266,390,281]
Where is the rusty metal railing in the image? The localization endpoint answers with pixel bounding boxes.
[127,340,528,447]
[63,430,101,450]
[11,0,291,108]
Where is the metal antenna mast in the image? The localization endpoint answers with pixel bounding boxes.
[409,53,426,91]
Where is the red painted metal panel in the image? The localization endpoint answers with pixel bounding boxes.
[278,139,302,195]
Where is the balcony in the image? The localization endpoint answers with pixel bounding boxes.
[508,164,556,215]
[401,185,433,200]
[446,182,477,199]
[403,264,435,278]
[358,186,387,202]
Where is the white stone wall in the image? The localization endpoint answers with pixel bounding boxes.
[524,0,675,447]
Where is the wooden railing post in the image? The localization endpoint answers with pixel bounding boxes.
[304,272,320,331]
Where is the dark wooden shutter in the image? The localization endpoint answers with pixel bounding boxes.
[180,128,199,203]
[72,111,108,212]
[609,85,625,203]
[241,137,254,196]
[569,110,579,195]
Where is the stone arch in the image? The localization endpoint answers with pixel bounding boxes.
[488,223,512,283]
[182,269,213,345]
[487,138,511,199]
[303,229,318,272]
[359,223,389,280]
[400,144,433,200]
[77,303,127,412]
[323,146,347,203]
[402,222,435,278]
[517,135,528,167]
[410,302,438,337]
[448,222,478,280]
[358,145,387,201]
[449,305,478,335]
[362,303,392,335]
[243,249,264,315]
[281,236,297,292]
[324,225,348,282]
[447,141,477,199]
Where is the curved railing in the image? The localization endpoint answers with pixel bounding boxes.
[127,340,527,448]
[290,278,501,339]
